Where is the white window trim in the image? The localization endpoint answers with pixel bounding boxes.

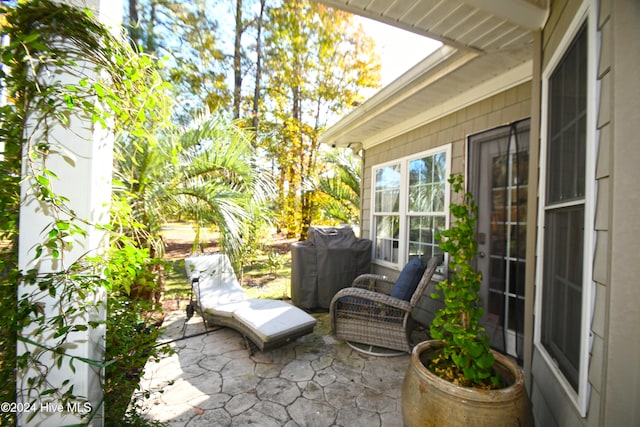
[370,144,452,271]
[534,0,597,417]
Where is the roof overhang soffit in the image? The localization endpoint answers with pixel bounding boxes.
[460,0,548,31]
[316,0,548,148]
[316,0,548,52]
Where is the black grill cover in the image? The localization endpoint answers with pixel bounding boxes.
[291,226,371,309]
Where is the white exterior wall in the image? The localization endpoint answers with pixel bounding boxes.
[16,1,121,426]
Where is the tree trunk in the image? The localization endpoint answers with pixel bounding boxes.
[233,0,243,119]
[146,0,158,54]
[129,0,138,25]
[251,0,266,132]
[127,0,141,47]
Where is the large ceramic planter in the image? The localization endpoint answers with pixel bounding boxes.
[402,340,533,427]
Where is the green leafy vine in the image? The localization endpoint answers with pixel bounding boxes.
[1,1,173,425]
[429,174,499,389]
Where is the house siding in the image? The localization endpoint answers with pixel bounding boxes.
[530,0,640,426]
[361,82,531,280]
[531,0,601,425]
[602,0,640,424]
[324,0,640,425]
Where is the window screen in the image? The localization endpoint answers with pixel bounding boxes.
[541,22,587,392]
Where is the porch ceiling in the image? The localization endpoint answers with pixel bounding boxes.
[317,0,548,149]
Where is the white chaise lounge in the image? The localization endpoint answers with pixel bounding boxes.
[185,253,317,352]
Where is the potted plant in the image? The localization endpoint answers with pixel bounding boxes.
[402,174,533,426]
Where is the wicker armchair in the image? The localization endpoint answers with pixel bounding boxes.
[329,256,440,354]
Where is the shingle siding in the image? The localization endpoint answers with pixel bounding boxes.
[361,82,531,273]
[527,0,640,425]
[602,0,640,424]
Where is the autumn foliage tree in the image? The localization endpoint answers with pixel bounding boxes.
[126,0,381,239]
[259,1,380,238]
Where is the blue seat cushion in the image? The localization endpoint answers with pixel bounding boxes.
[390,257,426,301]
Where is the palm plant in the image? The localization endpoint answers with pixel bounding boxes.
[113,112,275,263]
[315,149,361,225]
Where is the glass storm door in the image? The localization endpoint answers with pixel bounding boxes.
[469,119,530,361]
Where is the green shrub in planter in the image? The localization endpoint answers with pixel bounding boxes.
[429,174,499,389]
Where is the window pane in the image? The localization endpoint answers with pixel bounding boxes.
[513,149,529,186]
[546,24,587,205]
[508,296,525,337]
[375,188,400,213]
[408,215,445,259]
[375,165,400,213]
[374,215,399,263]
[408,184,428,212]
[542,206,584,391]
[409,153,447,213]
[434,152,447,183]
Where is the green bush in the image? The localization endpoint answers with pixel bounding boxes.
[0,1,174,425]
[104,295,171,426]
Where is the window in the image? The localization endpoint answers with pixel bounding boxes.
[372,147,449,269]
[536,10,594,416]
[542,22,587,391]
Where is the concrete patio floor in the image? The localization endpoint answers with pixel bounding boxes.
[135,308,418,427]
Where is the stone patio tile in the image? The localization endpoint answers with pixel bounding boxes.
[323,380,364,408]
[301,380,324,400]
[224,391,259,416]
[220,355,256,378]
[281,359,315,382]
[356,387,398,413]
[256,377,301,406]
[252,400,290,424]
[184,407,231,427]
[232,409,283,427]
[288,397,336,427]
[335,405,381,427]
[220,373,260,395]
[194,392,231,410]
[198,354,232,372]
[143,401,195,424]
[380,410,405,427]
[254,360,283,378]
[136,310,413,426]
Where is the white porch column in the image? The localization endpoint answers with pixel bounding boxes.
[16,1,122,426]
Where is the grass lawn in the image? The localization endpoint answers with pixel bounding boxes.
[160,222,295,311]
[240,252,292,300]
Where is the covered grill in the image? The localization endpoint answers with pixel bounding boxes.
[291,226,371,310]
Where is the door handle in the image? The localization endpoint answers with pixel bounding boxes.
[478,251,486,258]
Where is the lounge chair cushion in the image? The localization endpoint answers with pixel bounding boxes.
[186,253,316,350]
[195,275,248,307]
[390,257,426,301]
[214,299,316,343]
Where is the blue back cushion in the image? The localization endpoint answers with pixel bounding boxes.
[390,257,426,301]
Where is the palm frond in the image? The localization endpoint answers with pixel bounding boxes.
[113,111,275,263]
